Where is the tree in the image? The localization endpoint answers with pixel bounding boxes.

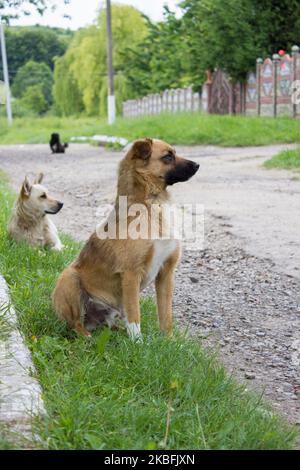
[252,0,300,53]
[121,9,190,97]
[0,26,68,84]
[179,0,300,84]
[19,83,48,114]
[53,4,148,116]
[12,60,53,106]
[52,52,84,116]
[0,1,69,21]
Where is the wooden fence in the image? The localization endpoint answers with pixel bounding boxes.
[123,45,300,118]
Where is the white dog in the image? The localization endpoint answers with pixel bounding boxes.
[8,173,63,250]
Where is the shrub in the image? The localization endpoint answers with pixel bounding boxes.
[19,85,48,115]
[12,60,53,108]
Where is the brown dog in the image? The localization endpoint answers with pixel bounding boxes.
[52,139,199,341]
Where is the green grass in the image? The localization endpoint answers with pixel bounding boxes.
[0,116,104,145]
[0,433,16,450]
[1,113,300,146]
[264,147,300,169]
[0,174,297,450]
[0,426,29,450]
[0,304,12,342]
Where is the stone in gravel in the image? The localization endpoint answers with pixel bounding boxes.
[245,373,256,380]
[189,277,199,283]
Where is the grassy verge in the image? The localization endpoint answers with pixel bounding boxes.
[0,426,30,450]
[0,174,297,449]
[0,304,12,342]
[1,113,300,146]
[0,433,16,450]
[264,147,300,169]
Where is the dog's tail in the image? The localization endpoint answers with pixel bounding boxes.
[64,143,69,149]
[52,266,91,336]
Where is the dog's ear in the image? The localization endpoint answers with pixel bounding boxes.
[34,172,44,184]
[131,138,153,160]
[21,176,32,197]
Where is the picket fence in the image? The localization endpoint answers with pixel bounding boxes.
[122,87,203,118]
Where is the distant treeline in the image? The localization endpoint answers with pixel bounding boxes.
[0,25,73,116]
[1,0,300,118]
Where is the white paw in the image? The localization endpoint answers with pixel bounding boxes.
[52,242,63,251]
[126,321,143,343]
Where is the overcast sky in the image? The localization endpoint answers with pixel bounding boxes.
[9,0,181,29]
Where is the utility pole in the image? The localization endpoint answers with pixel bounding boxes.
[0,17,13,126]
[106,0,116,124]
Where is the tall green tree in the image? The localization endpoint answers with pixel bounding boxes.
[12,60,53,106]
[52,45,84,116]
[19,83,48,114]
[180,0,300,83]
[122,9,190,97]
[0,26,68,83]
[53,4,148,116]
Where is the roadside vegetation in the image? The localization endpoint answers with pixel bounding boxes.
[2,113,300,147]
[0,425,28,450]
[0,433,15,450]
[264,147,300,169]
[0,173,297,449]
[0,304,12,341]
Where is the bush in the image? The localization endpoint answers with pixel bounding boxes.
[19,85,48,115]
[0,99,36,118]
[12,60,54,108]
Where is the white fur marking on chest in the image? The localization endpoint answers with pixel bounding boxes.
[142,239,178,289]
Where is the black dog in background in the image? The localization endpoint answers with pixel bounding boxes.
[50,133,69,153]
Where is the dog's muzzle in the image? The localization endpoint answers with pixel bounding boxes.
[165,160,200,186]
[45,202,64,215]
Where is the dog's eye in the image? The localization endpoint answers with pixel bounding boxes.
[40,194,47,199]
[162,153,175,163]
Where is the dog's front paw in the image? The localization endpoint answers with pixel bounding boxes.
[126,321,143,343]
[52,242,64,251]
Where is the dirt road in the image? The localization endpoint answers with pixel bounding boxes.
[0,143,299,424]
